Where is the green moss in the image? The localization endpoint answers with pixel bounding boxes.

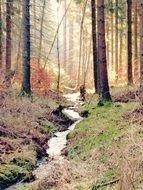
[11,157,35,170]
[41,120,57,134]
[0,164,25,189]
[66,102,139,160]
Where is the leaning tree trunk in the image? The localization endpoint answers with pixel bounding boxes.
[127,0,133,85]
[21,0,31,95]
[97,0,111,102]
[139,0,143,91]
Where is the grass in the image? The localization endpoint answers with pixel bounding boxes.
[67,101,137,160]
[63,97,141,189]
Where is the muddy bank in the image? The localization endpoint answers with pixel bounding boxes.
[6,107,82,190]
[0,94,75,190]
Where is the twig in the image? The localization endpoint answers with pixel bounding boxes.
[96,178,120,189]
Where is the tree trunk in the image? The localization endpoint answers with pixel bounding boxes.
[38,0,46,66]
[57,1,60,93]
[77,0,88,88]
[127,0,133,85]
[0,0,2,69]
[139,1,143,91]
[119,20,123,80]
[63,0,67,70]
[97,0,111,102]
[91,0,99,94]
[115,0,118,82]
[21,0,31,95]
[111,4,114,70]
[133,1,138,81]
[68,19,74,76]
[5,0,12,86]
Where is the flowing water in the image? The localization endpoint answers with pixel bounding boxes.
[6,94,82,190]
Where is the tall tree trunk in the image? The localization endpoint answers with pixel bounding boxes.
[63,0,67,70]
[38,0,46,66]
[127,0,133,85]
[5,0,12,85]
[68,19,74,76]
[119,20,123,80]
[15,26,22,73]
[0,0,2,69]
[139,0,143,91]
[111,3,114,70]
[21,0,31,95]
[133,1,138,81]
[77,0,88,88]
[15,0,22,73]
[57,1,60,93]
[97,0,111,102]
[91,0,99,93]
[33,0,37,44]
[106,19,110,66]
[115,0,118,82]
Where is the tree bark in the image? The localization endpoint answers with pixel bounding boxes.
[77,0,88,88]
[133,1,138,80]
[63,0,67,70]
[127,0,133,85]
[139,0,143,91]
[0,0,2,69]
[21,0,31,95]
[111,3,114,70]
[91,0,100,94]
[115,0,118,82]
[97,0,111,102]
[5,0,12,85]
[38,0,46,66]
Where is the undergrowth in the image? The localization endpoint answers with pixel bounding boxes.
[0,91,66,189]
[63,95,143,190]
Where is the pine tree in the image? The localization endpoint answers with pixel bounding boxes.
[21,0,31,95]
[97,0,111,102]
[5,0,13,85]
[127,0,133,85]
[91,0,99,94]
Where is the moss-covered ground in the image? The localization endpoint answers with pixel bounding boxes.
[63,95,143,190]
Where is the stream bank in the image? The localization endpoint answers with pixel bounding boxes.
[4,94,82,190]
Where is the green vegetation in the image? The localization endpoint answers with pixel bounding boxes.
[67,101,137,159]
[0,164,25,188]
[64,98,141,189]
[0,93,67,189]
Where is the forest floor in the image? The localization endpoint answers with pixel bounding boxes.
[0,90,73,190]
[61,88,143,190]
[1,87,143,190]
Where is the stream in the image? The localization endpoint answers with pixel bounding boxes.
[6,94,82,190]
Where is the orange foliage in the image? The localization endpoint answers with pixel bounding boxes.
[14,57,52,95]
[31,57,51,95]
